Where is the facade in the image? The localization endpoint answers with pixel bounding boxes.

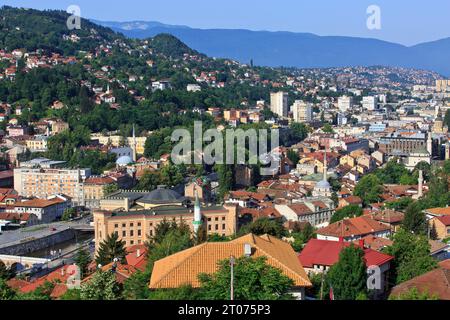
[83,176,117,209]
[430,216,450,240]
[292,100,313,123]
[362,96,377,111]
[270,92,289,118]
[93,204,239,250]
[275,198,335,228]
[13,168,91,206]
[338,96,353,112]
[91,134,147,155]
[6,195,71,223]
[25,135,49,152]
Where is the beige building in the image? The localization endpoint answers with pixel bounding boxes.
[436,80,450,93]
[292,100,313,123]
[25,135,49,152]
[83,176,117,209]
[13,168,91,206]
[91,134,147,155]
[270,92,289,118]
[51,121,69,135]
[93,204,239,250]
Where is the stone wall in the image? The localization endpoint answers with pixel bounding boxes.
[0,229,76,256]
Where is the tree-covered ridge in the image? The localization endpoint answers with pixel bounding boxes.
[0,6,120,55]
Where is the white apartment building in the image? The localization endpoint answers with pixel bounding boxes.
[292,100,313,123]
[14,168,91,206]
[270,92,289,118]
[338,96,353,112]
[362,96,377,111]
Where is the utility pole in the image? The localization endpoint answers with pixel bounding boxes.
[230,256,235,301]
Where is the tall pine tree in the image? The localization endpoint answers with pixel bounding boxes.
[95,232,127,266]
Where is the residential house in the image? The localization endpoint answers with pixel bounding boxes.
[149,234,312,300]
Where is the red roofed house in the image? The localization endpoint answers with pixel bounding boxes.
[338,195,363,208]
[316,215,391,242]
[299,238,393,293]
[389,260,450,300]
[6,195,71,223]
[430,216,450,240]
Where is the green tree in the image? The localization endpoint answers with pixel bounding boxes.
[354,174,383,206]
[80,270,122,300]
[326,245,367,300]
[103,183,119,196]
[199,256,294,300]
[0,261,15,281]
[330,205,363,223]
[403,202,427,235]
[322,123,334,134]
[389,287,439,300]
[74,248,92,278]
[149,285,202,300]
[95,232,127,266]
[61,208,76,221]
[289,122,308,143]
[384,229,438,284]
[0,278,16,300]
[238,218,287,238]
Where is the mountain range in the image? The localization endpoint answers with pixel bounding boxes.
[94,20,450,77]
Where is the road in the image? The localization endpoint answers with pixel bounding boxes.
[0,215,93,250]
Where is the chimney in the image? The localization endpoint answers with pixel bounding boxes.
[338,237,344,243]
[244,243,252,257]
[136,249,141,257]
[358,239,365,249]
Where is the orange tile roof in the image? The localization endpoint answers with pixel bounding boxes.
[426,207,450,216]
[149,234,311,289]
[317,216,391,238]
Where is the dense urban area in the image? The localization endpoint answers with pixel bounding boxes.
[0,6,449,301]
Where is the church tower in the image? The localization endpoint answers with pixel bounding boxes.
[131,124,137,162]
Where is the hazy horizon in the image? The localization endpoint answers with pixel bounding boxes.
[2,0,450,46]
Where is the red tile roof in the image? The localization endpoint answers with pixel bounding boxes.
[390,260,450,300]
[317,215,391,238]
[437,216,450,226]
[298,239,393,268]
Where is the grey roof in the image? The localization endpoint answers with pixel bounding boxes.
[138,188,185,204]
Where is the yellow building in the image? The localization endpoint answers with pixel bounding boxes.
[91,134,147,155]
[93,204,239,250]
[25,136,49,152]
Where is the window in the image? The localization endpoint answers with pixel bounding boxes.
[122,223,126,228]
[215,225,219,231]
[208,225,211,231]
[150,230,153,236]
[137,222,141,227]
[207,218,211,222]
[222,224,226,230]
[122,231,126,237]
[114,224,118,228]
[138,230,141,236]
[222,217,226,221]
[130,223,134,227]
[130,240,134,245]
[215,217,219,221]
[130,230,134,237]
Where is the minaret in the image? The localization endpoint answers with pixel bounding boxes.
[427,133,433,156]
[131,124,137,162]
[323,149,328,181]
[418,170,424,198]
[193,190,202,233]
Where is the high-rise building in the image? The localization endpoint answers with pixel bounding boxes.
[14,168,91,206]
[436,80,450,93]
[362,96,377,111]
[292,100,313,123]
[338,96,353,112]
[270,92,289,117]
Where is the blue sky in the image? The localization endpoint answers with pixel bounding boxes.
[2,0,449,46]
